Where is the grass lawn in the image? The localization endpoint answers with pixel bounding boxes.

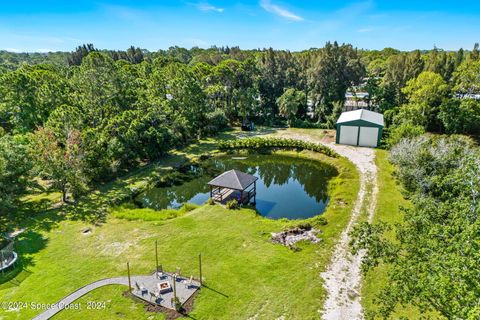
[0,130,359,319]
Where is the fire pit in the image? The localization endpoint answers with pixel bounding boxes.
[157,281,171,293]
[130,272,201,310]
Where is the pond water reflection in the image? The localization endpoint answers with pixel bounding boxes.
[137,155,337,220]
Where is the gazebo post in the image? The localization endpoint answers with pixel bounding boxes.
[155,240,159,274]
[173,274,178,310]
[253,181,257,205]
[127,262,132,293]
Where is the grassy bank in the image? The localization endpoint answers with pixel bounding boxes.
[0,129,359,319]
[362,150,442,319]
[361,149,409,319]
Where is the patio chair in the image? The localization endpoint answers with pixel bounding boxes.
[185,275,194,289]
[149,292,156,302]
[140,283,148,296]
[134,281,141,292]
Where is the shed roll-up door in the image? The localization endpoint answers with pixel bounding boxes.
[339,125,359,146]
[358,127,379,147]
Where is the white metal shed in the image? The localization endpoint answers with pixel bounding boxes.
[335,109,384,147]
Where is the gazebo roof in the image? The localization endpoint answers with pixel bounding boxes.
[207,169,258,191]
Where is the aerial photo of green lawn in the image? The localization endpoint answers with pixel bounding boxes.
[2,2,480,319]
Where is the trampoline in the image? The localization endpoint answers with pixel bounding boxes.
[0,239,18,272]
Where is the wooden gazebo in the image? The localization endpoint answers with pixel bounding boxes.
[207,170,257,205]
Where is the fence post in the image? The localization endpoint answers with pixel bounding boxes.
[199,253,202,286]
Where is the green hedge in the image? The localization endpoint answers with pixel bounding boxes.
[218,137,338,158]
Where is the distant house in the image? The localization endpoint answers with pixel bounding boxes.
[336,109,384,148]
[456,93,480,100]
[344,92,375,111]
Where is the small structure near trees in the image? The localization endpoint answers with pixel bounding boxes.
[336,109,384,147]
[0,237,18,274]
[127,246,203,313]
[241,119,255,131]
[207,169,257,205]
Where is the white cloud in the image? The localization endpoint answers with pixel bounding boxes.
[260,0,304,21]
[37,48,55,53]
[197,2,224,13]
[5,48,22,53]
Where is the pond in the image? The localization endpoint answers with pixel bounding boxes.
[136,155,337,220]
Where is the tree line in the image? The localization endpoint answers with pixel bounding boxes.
[1,42,480,222]
[352,135,480,319]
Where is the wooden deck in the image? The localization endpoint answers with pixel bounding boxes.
[131,272,200,310]
[212,189,256,205]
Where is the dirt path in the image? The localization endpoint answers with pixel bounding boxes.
[271,131,378,320]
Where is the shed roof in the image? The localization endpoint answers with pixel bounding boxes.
[336,109,384,126]
[207,169,258,190]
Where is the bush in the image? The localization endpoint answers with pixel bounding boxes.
[204,109,229,135]
[290,118,324,129]
[218,137,338,158]
[439,99,480,134]
[385,122,425,148]
[207,198,215,205]
[311,216,328,226]
[226,199,239,210]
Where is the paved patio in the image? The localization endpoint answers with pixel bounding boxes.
[131,272,201,309]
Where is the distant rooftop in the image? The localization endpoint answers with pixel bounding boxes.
[337,109,384,126]
[345,92,369,99]
[207,169,258,191]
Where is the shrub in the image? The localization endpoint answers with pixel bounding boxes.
[218,137,338,158]
[226,199,239,209]
[386,122,425,148]
[291,118,324,129]
[204,109,229,135]
[311,216,328,226]
[207,198,216,205]
[439,99,480,134]
[296,222,312,230]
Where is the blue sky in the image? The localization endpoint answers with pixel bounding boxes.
[1,0,480,52]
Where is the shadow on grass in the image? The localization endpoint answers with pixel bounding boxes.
[5,194,63,235]
[0,268,33,290]
[202,284,229,298]
[234,126,282,139]
[0,230,48,288]
[7,130,245,234]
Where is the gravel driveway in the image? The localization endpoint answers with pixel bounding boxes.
[271,130,378,320]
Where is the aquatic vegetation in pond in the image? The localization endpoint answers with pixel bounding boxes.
[136,155,337,220]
